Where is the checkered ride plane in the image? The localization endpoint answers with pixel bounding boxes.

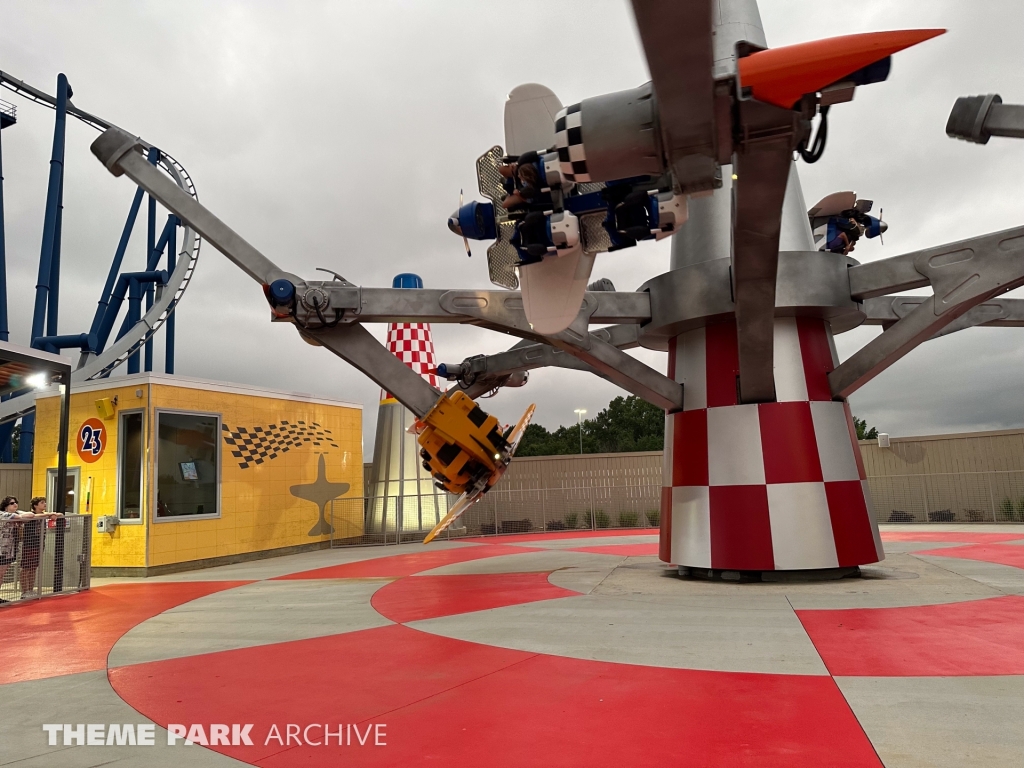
[86,0,1024,569]
[448,26,941,335]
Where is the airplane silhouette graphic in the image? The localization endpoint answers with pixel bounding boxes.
[289,453,350,536]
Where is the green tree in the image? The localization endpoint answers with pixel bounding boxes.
[517,396,665,457]
[853,416,878,441]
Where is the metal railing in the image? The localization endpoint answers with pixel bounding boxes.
[0,515,91,605]
[329,486,662,547]
[328,471,1024,548]
[867,470,1024,523]
[463,485,662,535]
[330,495,458,547]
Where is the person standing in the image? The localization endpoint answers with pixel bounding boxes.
[19,497,59,598]
[0,496,29,601]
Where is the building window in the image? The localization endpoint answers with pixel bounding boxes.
[118,411,144,521]
[155,411,220,520]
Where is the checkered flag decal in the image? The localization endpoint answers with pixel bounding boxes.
[222,420,339,469]
[381,322,440,401]
[555,104,590,182]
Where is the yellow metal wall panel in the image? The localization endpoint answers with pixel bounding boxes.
[146,382,362,567]
[33,376,362,571]
[33,382,151,568]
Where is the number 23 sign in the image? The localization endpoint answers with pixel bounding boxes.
[77,418,105,463]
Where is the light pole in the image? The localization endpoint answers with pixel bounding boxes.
[574,409,586,455]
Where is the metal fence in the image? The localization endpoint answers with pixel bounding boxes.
[328,470,1024,547]
[0,515,91,605]
[461,485,662,535]
[867,470,1024,523]
[330,495,459,546]
[329,486,662,547]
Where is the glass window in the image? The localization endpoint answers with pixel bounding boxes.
[156,412,219,519]
[118,411,144,520]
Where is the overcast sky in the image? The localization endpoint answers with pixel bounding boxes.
[2,0,1022,453]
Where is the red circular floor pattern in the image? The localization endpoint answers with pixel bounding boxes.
[107,538,884,767]
[100,530,1024,766]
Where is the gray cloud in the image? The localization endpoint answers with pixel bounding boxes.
[1,0,1021,451]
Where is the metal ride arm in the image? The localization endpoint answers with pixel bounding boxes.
[91,127,677,413]
[862,296,1024,337]
[947,95,1024,144]
[90,127,441,416]
[829,226,1024,398]
[443,324,642,399]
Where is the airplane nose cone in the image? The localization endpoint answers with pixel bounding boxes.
[447,213,462,236]
[879,220,889,234]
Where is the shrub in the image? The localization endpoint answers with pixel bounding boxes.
[480,523,496,536]
[1016,497,1024,522]
[563,511,579,529]
[500,519,532,534]
[999,497,1016,521]
[546,520,566,531]
[618,511,639,527]
[645,509,660,527]
[595,510,611,529]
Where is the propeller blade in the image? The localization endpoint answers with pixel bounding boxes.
[879,208,884,245]
[460,189,471,257]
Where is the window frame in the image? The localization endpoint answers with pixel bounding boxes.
[116,408,146,524]
[153,408,222,523]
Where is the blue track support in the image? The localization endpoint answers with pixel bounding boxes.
[30,74,70,344]
[32,332,91,354]
[0,421,12,463]
[144,148,158,372]
[165,221,176,374]
[126,276,144,374]
[46,175,64,336]
[17,412,34,463]
[88,186,144,349]
[0,123,9,343]
[95,270,168,352]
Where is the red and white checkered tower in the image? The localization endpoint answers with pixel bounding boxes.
[367,273,447,535]
[662,314,884,571]
[657,4,883,574]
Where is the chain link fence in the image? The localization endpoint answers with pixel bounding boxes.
[329,486,662,547]
[0,515,91,605]
[330,495,458,546]
[867,470,1024,523]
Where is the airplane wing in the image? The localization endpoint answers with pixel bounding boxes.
[630,0,717,189]
[808,191,858,219]
[518,246,596,336]
[503,84,595,335]
[423,403,536,544]
[504,84,563,155]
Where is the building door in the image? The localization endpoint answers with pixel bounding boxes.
[46,466,80,515]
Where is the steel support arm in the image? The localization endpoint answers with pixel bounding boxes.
[947,94,1024,144]
[550,329,683,411]
[91,128,286,285]
[440,291,681,410]
[830,227,1024,398]
[862,296,1024,336]
[350,287,650,327]
[303,324,440,419]
[731,102,807,404]
[449,324,642,398]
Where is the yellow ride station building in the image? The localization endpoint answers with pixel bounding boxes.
[31,373,362,575]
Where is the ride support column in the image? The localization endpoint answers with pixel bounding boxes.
[660,316,883,572]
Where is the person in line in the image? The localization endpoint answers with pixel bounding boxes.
[0,496,28,601]
[0,496,59,601]
[19,497,60,597]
